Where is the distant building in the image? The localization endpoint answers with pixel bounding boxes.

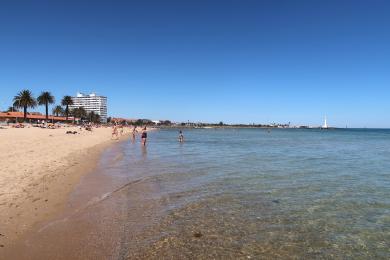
[0,111,73,122]
[69,92,107,123]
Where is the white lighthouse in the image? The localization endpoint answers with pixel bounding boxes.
[322,116,328,128]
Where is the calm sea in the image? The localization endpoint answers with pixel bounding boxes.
[13,128,390,259]
[103,128,389,259]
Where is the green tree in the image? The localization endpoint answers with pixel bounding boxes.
[87,111,101,123]
[94,114,101,124]
[13,90,37,122]
[134,119,144,126]
[71,107,87,123]
[52,105,64,117]
[37,91,55,120]
[61,96,73,121]
[88,111,96,122]
[6,106,18,112]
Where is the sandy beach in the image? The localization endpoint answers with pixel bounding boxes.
[0,128,389,259]
[0,125,132,249]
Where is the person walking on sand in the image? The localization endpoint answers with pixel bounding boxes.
[141,127,147,146]
[112,125,119,140]
[178,130,184,143]
[132,126,138,140]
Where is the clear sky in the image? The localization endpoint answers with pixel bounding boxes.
[0,0,389,127]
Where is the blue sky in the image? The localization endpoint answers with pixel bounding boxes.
[0,0,389,127]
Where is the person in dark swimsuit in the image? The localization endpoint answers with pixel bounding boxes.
[178,130,184,143]
[141,127,147,146]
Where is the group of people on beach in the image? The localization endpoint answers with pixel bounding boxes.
[111,125,184,145]
[111,125,149,145]
[111,125,127,140]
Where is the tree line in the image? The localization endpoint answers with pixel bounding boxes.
[8,89,100,123]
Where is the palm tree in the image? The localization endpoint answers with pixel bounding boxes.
[37,91,55,120]
[6,106,18,112]
[71,107,87,123]
[61,96,73,121]
[94,114,101,124]
[52,105,64,117]
[13,90,37,122]
[88,111,95,122]
[88,111,101,123]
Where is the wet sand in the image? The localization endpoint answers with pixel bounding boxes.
[1,139,164,259]
[2,128,388,259]
[0,126,133,251]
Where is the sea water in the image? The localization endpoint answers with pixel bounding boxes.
[109,128,389,259]
[12,128,390,259]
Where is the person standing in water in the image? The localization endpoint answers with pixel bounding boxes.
[141,127,147,146]
[178,130,184,143]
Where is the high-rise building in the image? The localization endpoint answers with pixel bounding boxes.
[69,92,107,123]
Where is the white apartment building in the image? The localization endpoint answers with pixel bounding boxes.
[69,92,108,123]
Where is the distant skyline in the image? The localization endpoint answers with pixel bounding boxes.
[1,0,390,128]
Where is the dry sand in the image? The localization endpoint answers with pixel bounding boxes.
[0,125,132,249]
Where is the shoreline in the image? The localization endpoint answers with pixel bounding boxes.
[156,125,340,130]
[1,128,388,259]
[1,136,162,259]
[0,126,134,250]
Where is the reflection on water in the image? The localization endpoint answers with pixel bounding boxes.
[141,145,147,159]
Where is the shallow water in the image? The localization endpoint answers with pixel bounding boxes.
[122,128,390,259]
[8,128,390,259]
